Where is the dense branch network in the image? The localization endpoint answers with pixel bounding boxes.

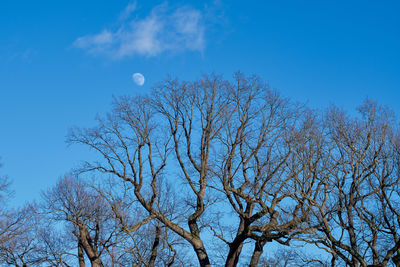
[1,73,400,267]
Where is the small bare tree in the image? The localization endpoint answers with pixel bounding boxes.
[0,204,45,267]
[42,175,122,267]
[0,162,44,267]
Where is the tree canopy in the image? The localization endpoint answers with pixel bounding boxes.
[1,73,400,267]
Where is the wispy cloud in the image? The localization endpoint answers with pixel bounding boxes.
[74,3,205,59]
[118,1,137,21]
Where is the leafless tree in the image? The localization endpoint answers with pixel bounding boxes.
[69,75,224,266]
[207,74,324,267]
[68,73,325,266]
[3,75,400,266]
[0,204,45,267]
[42,174,123,267]
[301,100,400,266]
[0,162,45,267]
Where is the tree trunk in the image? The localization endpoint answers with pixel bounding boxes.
[78,242,85,267]
[188,219,211,267]
[192,243,211,267]
[148,226,161,267]
[91,258,103,267]
[137,202,212,267]
[225,235,246,267]
[79,227,104,267]
[249,239,267,267]
[225,215,251,267]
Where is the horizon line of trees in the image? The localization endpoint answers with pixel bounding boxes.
[1,72,400,267]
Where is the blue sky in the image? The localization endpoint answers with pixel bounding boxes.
[1,0,400,204]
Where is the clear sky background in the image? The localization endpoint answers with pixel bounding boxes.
[1,0,400,204]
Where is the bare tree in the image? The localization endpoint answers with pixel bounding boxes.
[4,75,400,266]
[69,75,228,266]
[301,100,400,266]
[68,73,326,266]
[42,174,122,267]
[0,162,45,267]
[0,204,45,267]
[207,74,323,267]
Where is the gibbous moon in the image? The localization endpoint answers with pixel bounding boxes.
[132,73,145,86]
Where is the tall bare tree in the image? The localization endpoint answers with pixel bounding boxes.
[208,74,324,267]
[68,73,326,266]
[301,100,400,266]
[69,75,228,266]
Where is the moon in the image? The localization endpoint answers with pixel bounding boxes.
[132,73,145,86]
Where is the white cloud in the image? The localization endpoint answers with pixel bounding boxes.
[74,30,113,53]
[172,7,204,51]
[119,1,137,21]
[74,3,205,59]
